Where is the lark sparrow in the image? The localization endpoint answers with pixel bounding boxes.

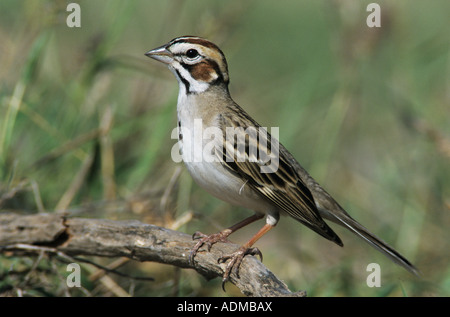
[145,36,418,286]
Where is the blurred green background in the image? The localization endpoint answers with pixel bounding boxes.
[0,0,449,297]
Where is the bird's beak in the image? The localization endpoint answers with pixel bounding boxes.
[145,44,173,64]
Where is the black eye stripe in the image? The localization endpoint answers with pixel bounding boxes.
[173,52,203,59]
[173,52,205,58]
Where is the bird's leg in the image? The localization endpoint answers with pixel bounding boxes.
[189,213,264,265]
[218,223,274,290]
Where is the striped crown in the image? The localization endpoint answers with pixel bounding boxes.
[146,36,229,94]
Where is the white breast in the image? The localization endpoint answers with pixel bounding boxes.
[176,92,272,214]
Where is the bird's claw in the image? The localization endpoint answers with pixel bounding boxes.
[189,231,231,265]
[218,246,263,291]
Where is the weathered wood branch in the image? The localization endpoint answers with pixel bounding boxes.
[0,212,305,297]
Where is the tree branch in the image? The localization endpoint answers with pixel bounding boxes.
[0,212,305,297]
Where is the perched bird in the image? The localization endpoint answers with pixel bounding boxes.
[145,36,419,286]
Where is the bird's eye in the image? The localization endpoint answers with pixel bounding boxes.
[186,49,199,59]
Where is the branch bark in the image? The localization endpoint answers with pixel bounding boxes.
[0,212,305,297]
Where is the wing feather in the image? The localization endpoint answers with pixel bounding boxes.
[217,106,343,245]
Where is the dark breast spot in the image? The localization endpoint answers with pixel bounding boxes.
[178,120,183,140]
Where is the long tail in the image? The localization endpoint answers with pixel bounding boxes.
[320,208,420,276]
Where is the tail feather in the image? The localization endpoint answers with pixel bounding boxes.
[320,208,420,276]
